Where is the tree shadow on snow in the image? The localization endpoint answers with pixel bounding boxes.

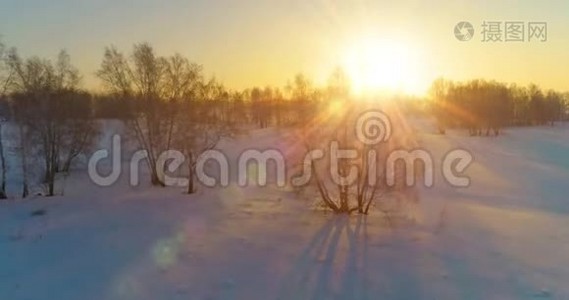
[277,214,373,300]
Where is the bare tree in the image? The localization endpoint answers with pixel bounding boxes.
[175,78,235,194]
[0,40,13,199]
[287,74,319,125]
[7,49,97,196]
[326,67,351,100]
[97,43,236,192]
[97,43,176,186]
[428,78,454,134]
[5,49,40,198]
[295,102,398,215]
[291,70,411,215]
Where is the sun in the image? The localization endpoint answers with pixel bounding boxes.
[342,37,424,95]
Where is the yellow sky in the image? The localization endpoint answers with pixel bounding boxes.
[1,0,567,95]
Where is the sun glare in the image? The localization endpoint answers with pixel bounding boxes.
[342,37,424,95]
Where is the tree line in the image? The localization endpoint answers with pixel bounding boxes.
[1,39,568,200]
[0,40,343,198]
[429,78,568,135]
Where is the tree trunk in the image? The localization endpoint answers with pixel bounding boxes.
[0,124,7,199]
[47,176,55,197]
[187,153,195,194]
[150,170,165,187]
[19,125,29,198]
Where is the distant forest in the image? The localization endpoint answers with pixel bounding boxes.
[429,78,568,136]
[0,40,567,199]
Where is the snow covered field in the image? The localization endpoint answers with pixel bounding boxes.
[1,118,569,300]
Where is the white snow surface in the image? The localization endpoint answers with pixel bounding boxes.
[1,118,569,300]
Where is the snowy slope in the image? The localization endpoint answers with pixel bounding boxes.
[1,119,569,299]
